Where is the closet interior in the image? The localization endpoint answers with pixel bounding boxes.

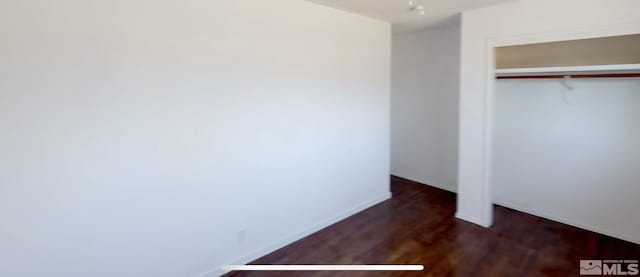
[492,34,640,244]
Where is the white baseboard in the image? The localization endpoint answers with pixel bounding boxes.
[455,211,492,228]
[393,175,493,228]
[391,174,457,193]
[193,192,392,277]
[494,199,640,245]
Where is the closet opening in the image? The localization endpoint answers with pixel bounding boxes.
[489,34,640,243]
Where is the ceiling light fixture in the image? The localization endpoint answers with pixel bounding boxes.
[408,1,425,15]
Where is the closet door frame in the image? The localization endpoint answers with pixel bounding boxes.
[464,22,640,228]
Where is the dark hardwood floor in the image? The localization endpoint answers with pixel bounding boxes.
[225,176,640,276]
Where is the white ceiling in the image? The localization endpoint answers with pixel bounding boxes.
[308,0,513,33]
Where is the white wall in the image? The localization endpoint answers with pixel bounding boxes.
[391,23,460,192]
[0,1,391,277]
[496,34,640,68]
[494,78,640,243]
[458,0,640,228]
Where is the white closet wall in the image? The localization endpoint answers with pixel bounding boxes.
[493,78,640,243]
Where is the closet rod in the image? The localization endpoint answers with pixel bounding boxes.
[497,73,640,79]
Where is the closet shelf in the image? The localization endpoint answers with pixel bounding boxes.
[496,63,640,79]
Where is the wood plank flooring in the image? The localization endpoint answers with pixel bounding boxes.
[225,176,640,276]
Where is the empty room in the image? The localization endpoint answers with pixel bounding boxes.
[1,0,639,276]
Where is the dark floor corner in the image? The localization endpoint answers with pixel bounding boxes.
[225,176,640,277]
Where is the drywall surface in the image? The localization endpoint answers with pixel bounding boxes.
[391,24,460,192]
[494,78,640,243]
[0,1,391,276]
[458,0,640,227]
[496,34,640,68]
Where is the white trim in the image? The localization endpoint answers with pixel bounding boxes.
[495,64,640,77]
[455,211,491,228]
[391,174,457,193]
[482,38,496,227]
[220,265,424,271]
[193,192,392,277]
[423,181,457,194]
[494,200,640,245]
